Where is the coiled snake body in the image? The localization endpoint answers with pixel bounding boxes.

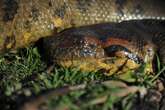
[0,0,165,74]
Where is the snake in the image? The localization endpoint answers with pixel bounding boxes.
[0,0,165,75]
[42,20,165,76]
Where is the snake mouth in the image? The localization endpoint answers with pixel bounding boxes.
[53,43,144,76]
[54,56,142,77]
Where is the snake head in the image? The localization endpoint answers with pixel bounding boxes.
[43,23,157,82]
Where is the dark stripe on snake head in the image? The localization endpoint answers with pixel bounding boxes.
[104,45,143,64]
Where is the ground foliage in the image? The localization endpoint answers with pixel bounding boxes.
[0,47,164,110]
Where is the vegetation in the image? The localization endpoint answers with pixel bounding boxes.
[0,46,164,110]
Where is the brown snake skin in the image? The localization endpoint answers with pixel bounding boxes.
[0,0,165,52]
[0,0,165,74]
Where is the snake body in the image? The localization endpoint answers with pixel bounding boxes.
[0,0,165,74]
[43,20,165,75]
[0,0,165,52]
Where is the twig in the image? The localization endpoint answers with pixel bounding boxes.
[19,80,145,110]
[19,84,86,110]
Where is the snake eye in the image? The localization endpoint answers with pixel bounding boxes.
[104,45,143,64]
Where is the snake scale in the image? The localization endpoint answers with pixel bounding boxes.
[0,0,165,74]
